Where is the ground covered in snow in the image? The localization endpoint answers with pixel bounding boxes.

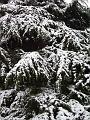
[0,0,90,120]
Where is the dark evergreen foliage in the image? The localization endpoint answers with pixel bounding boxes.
[64,0,90,30]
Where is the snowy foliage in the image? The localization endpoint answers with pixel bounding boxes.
[0,0,90,119]
[5,52,51,89]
